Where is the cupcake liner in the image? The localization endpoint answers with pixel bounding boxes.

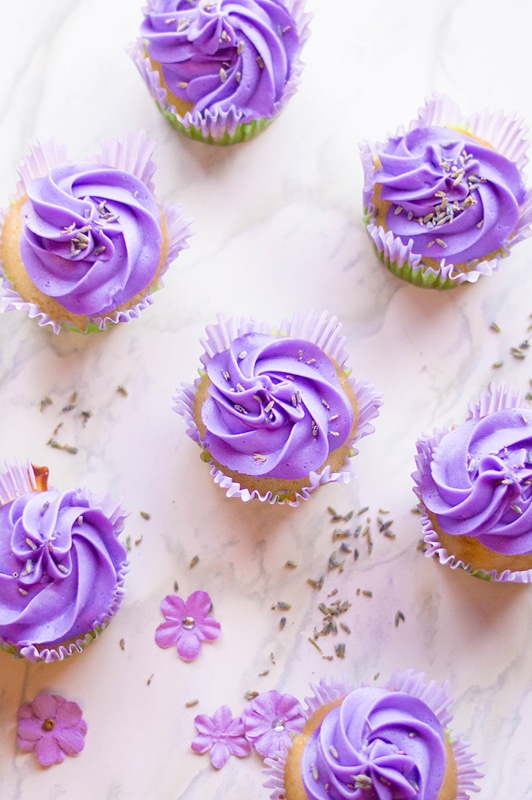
[387,669,483,800]
[360,94,532,289]
[0,131,192,333]
[129,0,312,146]
[413,384,532,583]
[0,462,129,663]
[263,669,482,800]
[174,310,382,506]
[11,547,129,664]
[0,460,37,505]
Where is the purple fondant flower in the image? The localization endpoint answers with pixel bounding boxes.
[17,693,87,766]
[191,705,251,769]
[155,590,221,661]
[242,689,305,757]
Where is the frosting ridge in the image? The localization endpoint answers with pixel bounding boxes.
[20,162,163,316]
[0,486,128,652]
[372,126,526,265]
[300,687,446,800]
[200,331,354,479]
[419,407,532,555]
[140,0,300,120]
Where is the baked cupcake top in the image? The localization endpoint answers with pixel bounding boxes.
[0,132,191,332]
[0,462,128,661]
[413,384,532,581]
[200,331,355,480]
[175,311,382,504]
[360,95,532,288]
[141,0,301,120]
[263,670,481,800]
[298,687,447,799]
[130,0,311,143]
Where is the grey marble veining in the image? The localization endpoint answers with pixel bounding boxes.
[1,0,532,797]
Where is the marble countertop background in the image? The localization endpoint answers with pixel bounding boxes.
[1,0,532,797]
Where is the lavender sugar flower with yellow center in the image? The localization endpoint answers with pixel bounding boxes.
[17,693,87,767]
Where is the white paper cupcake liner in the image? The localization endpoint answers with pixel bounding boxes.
[0,460,38,505]
[413,384,532,583]
[263,669,482,800]
[0,131,192,333]
[360,94,532,289]
[0,461,129,663]
[129,0,312,145]
[174,310,382,506]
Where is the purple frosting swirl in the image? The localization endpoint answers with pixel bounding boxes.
[374,126,526,263]
[20,162,163,316]
[301,687,446,800]
[200,332,354,479]
[420,408,532,555]
[141,0,300,120]
[0,489,127,649]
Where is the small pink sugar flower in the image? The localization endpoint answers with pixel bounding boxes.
[191,705,252,769]
[17,693,87,766]
[155,589,221,661]
[241,689,305,758]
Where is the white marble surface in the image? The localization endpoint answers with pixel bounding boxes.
[1,0,532,797]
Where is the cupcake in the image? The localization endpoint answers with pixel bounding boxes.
[264,669,481,800]
[0,461,128,661]
[174,310,382,505]
[413,384,532,582]
[0,131,192,333]
[360,95,532,289]
[129,0,311,146]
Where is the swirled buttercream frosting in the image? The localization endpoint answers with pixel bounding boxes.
[361,95,532,288]
[19,163,162,316]
[140,0,300,120]
[372,126,525,265]
[0,133,192,332]
[300,688,446,800]
[0,464,128,661]
[264,670,481,800]
[175,311,382,504]
[200,332,354,480]
[419,406,532,556]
